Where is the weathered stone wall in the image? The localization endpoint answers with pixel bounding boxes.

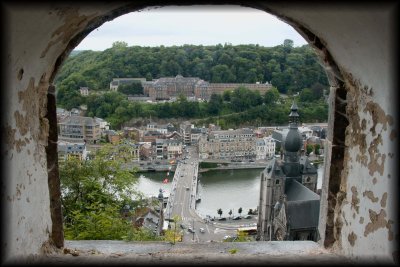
[2,1,397,264]
[263,2,398,262]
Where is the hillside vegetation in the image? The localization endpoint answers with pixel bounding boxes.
[55,40,329,129]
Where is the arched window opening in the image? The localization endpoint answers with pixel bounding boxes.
[48,2,339,255]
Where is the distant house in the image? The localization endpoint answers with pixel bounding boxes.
[165,131,182,141]
[105,130,121,145]
[70,108,80,116]
[123,127,142,142]
[155,139,183,160]
[80,87,89,96]
[143,130,164,144]
[132,207,162,235]
[94,117,110,132]
[57,141,88,162]
[139,142,153,160]
[255,137,276,160]
[190,128,203,145]
[179,121,193,145]
[146,123,168,135]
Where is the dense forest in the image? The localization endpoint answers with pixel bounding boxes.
[55,40,329,129]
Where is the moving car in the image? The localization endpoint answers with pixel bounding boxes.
[199,227,205,233]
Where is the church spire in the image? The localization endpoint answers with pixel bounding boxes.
[288,100,299,127]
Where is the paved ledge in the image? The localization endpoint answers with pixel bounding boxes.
[6,241,365,266]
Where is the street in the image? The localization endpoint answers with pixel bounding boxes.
[166,146,258,243]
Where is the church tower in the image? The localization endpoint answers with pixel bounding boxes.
[282,101,303,182]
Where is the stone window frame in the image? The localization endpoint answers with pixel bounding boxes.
[42,0,355,255]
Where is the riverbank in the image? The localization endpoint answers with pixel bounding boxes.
[199,164,266,173]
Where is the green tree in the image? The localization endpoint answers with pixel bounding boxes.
[314,143,321,155]
[228,209,233,218]
[306,144,314,155]
[118,82,144,95]
[207,93,223,115]
[238,207,243,217]
[299,88,314,102]
[211,64,236,83]
[222,90,232,102]
[310,82,325,100]
[112,41,128,49]
[217,208,223,218]
[163,215,182,244]
[60,144,145,240]
[264,87,280,105]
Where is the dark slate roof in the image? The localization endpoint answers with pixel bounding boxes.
[146,131,162,136]
[285,179,320,202]
[299,156,318,175]
[286,180,320,230]
[287,199,320,230]
[191,128,202,134]
[271,129,288,142]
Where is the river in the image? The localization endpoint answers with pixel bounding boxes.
[136,164,324,218]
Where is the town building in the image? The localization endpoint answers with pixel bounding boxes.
[255,136,276,160]
[58,115,100,144]
[179,121,193,145]
[198,128,256,160]
[57,141,88,162]
[142,130,164,144]
[155,139,183,160]
[257,102,319,242]
[95,117,110,132]
[123,127,142,142]
[139,142,154,161]
[190,127,204,145]
[104,130,121,145]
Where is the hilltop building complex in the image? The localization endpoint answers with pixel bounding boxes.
[110,75,273,101]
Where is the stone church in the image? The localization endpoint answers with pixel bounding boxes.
[257,102,320,241]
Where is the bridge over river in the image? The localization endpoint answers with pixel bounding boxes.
[164,147,259,243]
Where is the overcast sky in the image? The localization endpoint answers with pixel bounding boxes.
[74,5,308,51]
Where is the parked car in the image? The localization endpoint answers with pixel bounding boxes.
[233,216,241,220]
[218,217,227,221]
[180,224,186,229]
[199,227,205,233]
[188,228,195,233]
[244,215,252,219]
